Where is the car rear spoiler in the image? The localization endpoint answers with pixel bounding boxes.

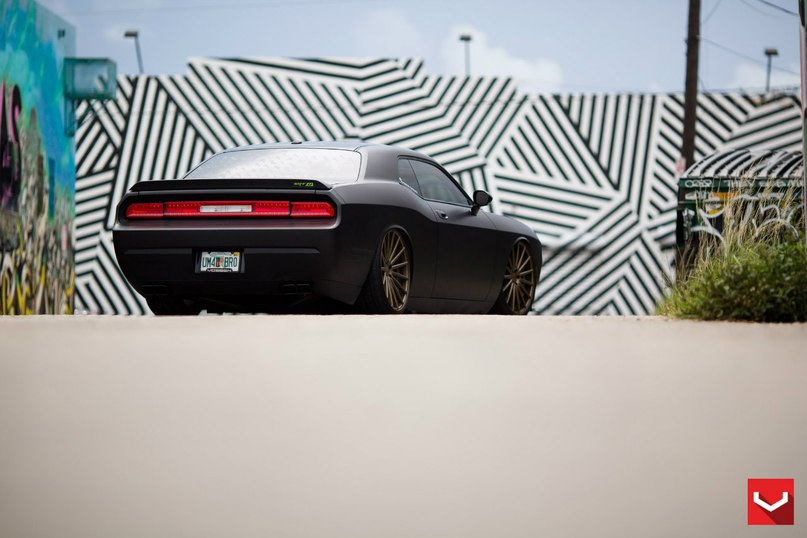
[130,179,333,192]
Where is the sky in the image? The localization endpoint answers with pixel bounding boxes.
[38,0,804,94]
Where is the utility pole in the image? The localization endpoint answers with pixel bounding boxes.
[676,0,700,270]
[682,0,700,170]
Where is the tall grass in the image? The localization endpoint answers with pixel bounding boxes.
[657,180,807,322]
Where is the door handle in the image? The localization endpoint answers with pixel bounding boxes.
[436,210,448,220]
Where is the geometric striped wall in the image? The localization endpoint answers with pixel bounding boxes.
[74,57,803,315]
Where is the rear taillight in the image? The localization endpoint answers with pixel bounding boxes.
[125,200,334,219]
[125,202,163,218]
[291,202,335,218]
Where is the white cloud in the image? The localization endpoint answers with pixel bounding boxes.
[728,62,801,92]
[351,8,428,60]
[441,25,563,94]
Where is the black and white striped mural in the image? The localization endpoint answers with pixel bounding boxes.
[74,57,803,315]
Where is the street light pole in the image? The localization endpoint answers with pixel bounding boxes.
[764,47,779,93]
[124,30,144,75]
[459,34,472,77]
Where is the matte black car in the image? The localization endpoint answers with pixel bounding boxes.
[113,142,542,315]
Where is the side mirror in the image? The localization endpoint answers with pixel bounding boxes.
[471,190,492,215]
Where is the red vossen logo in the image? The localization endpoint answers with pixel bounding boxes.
[747,478,794,525]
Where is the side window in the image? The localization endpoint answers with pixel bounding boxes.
[409,159,469,206]
[397,158,421,195]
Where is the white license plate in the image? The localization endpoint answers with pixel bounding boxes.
[199,251,241,272]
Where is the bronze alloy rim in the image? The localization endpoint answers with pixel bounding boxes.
[502,241,536,314]
[381,230,410,312]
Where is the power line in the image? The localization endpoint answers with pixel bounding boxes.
[701,37,800,75]
[702,0,725,25]
[739,0,781,16]
[707,83,799,93]
[753,0,799,16]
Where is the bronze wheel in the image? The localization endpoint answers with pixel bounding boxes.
[492,241,536,315]
[357,228,412,314]
[380,229,411,312]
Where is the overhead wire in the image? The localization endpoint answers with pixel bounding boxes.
[752,0,799,17]
[47,0,802,94]
[700,38,800,76]
[702,0,725,24]
[738,0,780,16]
[698,0,724,91]
[699,0,799,91]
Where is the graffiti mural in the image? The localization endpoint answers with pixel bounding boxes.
[73,58,802,315]
[0,0,76,314]
[684,183,803,243]
[677,150,804,259]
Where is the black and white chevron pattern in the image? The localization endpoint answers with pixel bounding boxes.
[73,58,803,315]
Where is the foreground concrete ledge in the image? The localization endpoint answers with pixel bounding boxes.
[1,315,805,538]
[2,314,806,358]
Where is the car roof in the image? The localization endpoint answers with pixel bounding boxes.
[223,140,431,160]
[215,141,441,183]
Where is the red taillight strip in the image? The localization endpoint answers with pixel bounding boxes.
[125,200,335,219]
[291,201,335,218]
[125,202,163,218]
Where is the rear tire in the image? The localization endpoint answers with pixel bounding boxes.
[357,229,411,314]
[491,240,537,315]
[147,297,201,316]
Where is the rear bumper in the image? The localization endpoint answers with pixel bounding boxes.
[112,221,372,305]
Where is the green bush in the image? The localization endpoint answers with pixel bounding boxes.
[657,239,807,321]
[658,184,807,322]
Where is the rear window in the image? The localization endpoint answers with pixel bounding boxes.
[184,148,362,183]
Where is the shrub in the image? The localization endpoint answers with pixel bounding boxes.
[657,183,807,322]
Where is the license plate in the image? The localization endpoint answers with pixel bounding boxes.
[199,251,241,272]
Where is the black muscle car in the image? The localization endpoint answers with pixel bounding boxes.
[113,141,542,314]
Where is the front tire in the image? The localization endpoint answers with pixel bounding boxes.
[491,240,537,315]
[357,229,411,314]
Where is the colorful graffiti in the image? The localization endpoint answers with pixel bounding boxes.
[684,185,804,244]
[1,0,75,314]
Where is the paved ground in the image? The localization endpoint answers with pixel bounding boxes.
[0,315,805,538]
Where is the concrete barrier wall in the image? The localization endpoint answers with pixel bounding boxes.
[73,57,802,314]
